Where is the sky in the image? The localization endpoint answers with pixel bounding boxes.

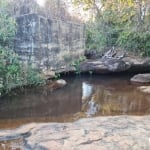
[36,0,46,7]
[35,0,90,21]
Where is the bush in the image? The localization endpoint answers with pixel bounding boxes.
[0,47,45,95]
[84,0,150,56]
[117,31,150,56]
[0,0,16,46]
[0,47,21,93]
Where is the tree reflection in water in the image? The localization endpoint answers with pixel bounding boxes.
[82,82,99,117]
[81,79,150,116]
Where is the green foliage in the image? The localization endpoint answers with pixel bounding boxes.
[0,47,22,93]
[77,0,150,56]
[86,22,107,50]
[54,73,61,79]
[25,66,45,86]
[117,30,150,56]
[0,0,16,45]
[0,47,45,95]
[0,0,45,96]
[71,56,86,74]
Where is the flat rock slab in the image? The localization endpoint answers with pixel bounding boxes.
[0,116,150,150]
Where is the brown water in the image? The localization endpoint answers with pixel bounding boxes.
[0,74,150,129]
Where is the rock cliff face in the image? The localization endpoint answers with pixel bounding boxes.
[14,13,85,74]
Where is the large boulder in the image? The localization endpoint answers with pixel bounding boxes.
[123,57,150,72]
[80,58,131,73]
[103,58,131,72]
[131,73,150,83]
[80,49,150,74]
[79,60,109,73]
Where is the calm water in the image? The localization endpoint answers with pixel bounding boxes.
[0,74,150,129]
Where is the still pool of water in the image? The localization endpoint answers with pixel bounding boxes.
[0,74,150,129]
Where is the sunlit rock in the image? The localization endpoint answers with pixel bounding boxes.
[47,79,67,91]
[55,79,67,87]
[0,116,150,150]
[137,86,150,94]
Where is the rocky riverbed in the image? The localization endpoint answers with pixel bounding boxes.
[0,116,150,150]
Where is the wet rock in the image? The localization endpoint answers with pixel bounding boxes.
[47,79,67,91]
[137,86,150,94]
[0,116,150,150]
[55,79,67,87]
[131,73,150,83]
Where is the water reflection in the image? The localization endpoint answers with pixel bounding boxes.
[82,82,93,100]
[81,78,150,116]
[0,75,150,129]
[86,97,100,117]
[82,82,100,117]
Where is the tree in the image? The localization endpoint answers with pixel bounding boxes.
[0,0,16,46]
[74,0,150,56]
[0,0,18,94]
[73,0,103,19]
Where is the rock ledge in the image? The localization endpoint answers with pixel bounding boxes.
[0,116,150,150]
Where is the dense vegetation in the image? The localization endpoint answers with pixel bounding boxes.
[74,0,150,56]
[0,0,149,96]
[0,0,45,96]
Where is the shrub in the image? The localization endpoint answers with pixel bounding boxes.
[0,47,45,95]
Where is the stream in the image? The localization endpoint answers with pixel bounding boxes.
[0,74,150,129]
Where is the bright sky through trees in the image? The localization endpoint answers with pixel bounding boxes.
[36,0,46,7]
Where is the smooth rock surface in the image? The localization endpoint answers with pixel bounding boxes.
[103,58,131,72]
[137,86,150,93]
[0,116,150,150]
[46,79,67,91]
[131,73,150,83]
[79,60,109,73]
[55,79,67,87]
[80,56,150,74]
